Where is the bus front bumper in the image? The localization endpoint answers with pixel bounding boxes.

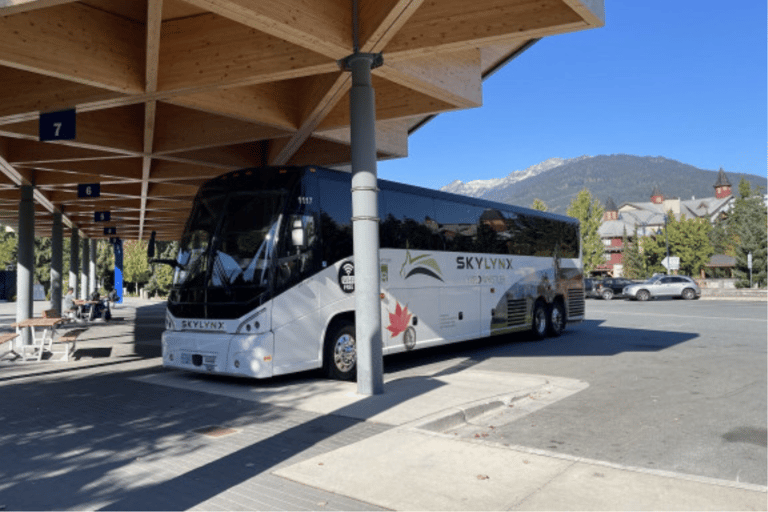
[162,330,275,379]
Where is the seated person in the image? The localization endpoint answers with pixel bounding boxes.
[62,287,77,318]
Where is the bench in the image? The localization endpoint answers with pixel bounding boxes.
[0,332,20,360]
[52,328,88,362]
[42,309,61,319]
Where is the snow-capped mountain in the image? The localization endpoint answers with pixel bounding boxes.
[439,157,588,197]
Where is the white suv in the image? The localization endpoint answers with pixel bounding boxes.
[623,275,701,301]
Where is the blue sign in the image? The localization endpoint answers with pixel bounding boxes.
[78,183,100,198]
[39,109,76,141]
[104,227,117,235]
[94,211,110,222]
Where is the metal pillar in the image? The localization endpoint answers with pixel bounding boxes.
[344,51,384,395]
[81,237,89,299]
[89,239,96,296]
[16,185,34,345]
[69,229,79,297]
[50,212,63,316]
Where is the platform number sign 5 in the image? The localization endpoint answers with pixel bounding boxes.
[39,109,76,141]
[94,211,111,222]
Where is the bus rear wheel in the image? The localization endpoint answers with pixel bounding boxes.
[323,321,357,381]
[546,300,566,337]
[531,301,548,340]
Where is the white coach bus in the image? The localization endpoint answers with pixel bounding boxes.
[160,166,585,380]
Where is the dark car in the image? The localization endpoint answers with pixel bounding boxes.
[594,277,638,300]
[584,278,596,298]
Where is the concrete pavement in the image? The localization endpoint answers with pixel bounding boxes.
[0,298,765,511]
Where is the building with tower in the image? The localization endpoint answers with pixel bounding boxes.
[595,169,735,277]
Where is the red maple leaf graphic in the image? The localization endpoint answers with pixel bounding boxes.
[386,302,412,337]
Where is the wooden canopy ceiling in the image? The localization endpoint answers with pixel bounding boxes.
[0,0,603,241]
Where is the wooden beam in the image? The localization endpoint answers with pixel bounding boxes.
[385,0,585,60]
[181,0,351,59]
[358,0,424,54]
[0,0,78,16]
[0,67,125,123]
[318,75,455,130]
[0,104,145,154]
[5,139,119,164]
[316,118,408,158]
[148,182,199,197]
[149,159,224,181]
[158,12,335,93]
[168,82,299,130]
[153,102,291,154]
[0,3,144,92]
[19,158,144,181]
[269,73,350,165]
[375,49,482,109]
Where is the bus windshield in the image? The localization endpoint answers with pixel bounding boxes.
[175,189,287,290]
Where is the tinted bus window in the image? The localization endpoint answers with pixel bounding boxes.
[380,190,437,250]
[318,176,352,265]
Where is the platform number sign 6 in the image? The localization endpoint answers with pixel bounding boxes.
[78,183,100,198]
[39,109,76,141]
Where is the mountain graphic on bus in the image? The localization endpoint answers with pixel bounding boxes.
[399,250,444,281]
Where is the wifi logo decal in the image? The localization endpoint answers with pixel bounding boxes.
[338,261,355,293]
[400,250,443,282]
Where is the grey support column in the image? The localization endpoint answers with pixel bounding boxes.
[345,52,384,395]
[81,237,89,300]
[89,239,96,296]
[50,212,63,316]
[70,229,79,297]
[16,185,34,345]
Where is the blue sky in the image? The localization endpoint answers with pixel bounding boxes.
[378,1,767,190]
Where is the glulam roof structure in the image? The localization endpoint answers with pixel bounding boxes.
[0,0,604,241]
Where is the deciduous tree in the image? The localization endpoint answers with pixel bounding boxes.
[566,189,604,275]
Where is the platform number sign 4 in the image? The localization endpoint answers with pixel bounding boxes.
[39,109,76,141]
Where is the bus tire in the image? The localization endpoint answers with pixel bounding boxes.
[547,300,566,337]
[323,320,357,381]
[531,300,547,340]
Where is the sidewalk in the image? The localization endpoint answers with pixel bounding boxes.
[0,299,765,511]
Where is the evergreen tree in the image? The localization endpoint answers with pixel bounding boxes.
[730,179,767,287]
[0,230,17,270]
[621,226,645,279]
[531,198,548,212]
[566,188,604,275]
[123,239,150,293]
[146,241,178,297]
[642,213,713,277]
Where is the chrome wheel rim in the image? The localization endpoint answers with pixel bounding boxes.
[551,306,563,332]
[534,308,547,336]
[333,334,356,372]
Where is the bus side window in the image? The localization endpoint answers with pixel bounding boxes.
[318,177,353,266]
[381,190,436,250]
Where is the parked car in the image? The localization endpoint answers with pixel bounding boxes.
[623,275,701,301]
[594,277,638,300]
[584,278,596,298]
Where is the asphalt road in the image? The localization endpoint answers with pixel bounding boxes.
[384,298,768,486]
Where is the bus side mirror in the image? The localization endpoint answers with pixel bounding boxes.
[291,218,305,249]
[147,231,156,258]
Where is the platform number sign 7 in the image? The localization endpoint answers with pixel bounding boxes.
[39,109,76,141]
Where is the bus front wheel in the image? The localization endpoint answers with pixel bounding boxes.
[323,321,357,381]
